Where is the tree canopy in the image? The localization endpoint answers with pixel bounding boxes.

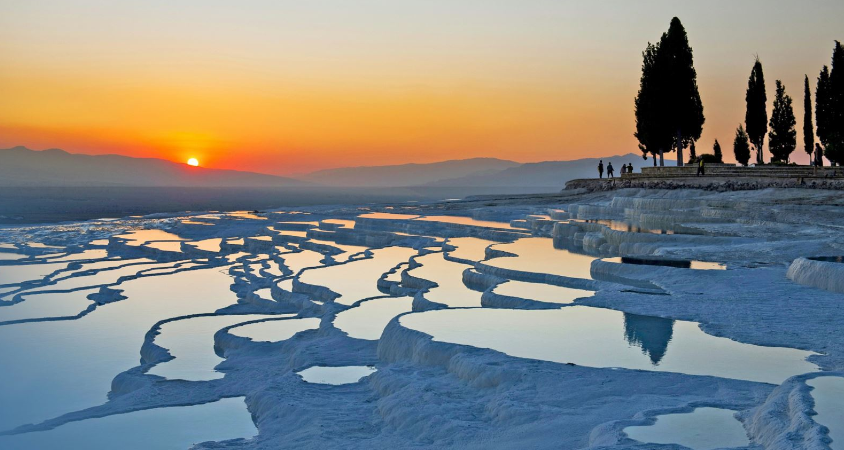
[816,41,844,165]
[733,125,751,166]
[746,58,768,164]
[634,17,703,166]
[713,139,723,163]
[768,80,797,163]
[803,75,814,159]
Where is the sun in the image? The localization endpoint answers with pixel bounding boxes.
[186,158,199,167]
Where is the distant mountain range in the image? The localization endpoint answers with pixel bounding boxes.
[420,153,654,188]
[1,146,666,189]
[0,147,306,187]
[300,158,520,187]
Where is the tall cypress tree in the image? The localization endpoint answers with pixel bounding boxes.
[656,17,704,167]
[746,58,767,165]
[816,66,832,163]
[816,41,844,166]
[635,42,669,166]
[733,125,751,166]
[828,41,844,165]
[803,75,815,162]
[713,139,723,163]
[768,80,797,163]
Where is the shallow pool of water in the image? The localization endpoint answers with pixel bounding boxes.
[0,289,97,323]
[0,267,241,430]
[808,376,844,449]
[415,215,514,229]
[297,365,377,385]
[399,306,818,384]
[147,314,278,381]
[0,397,257,450]
[486,237,596,280]
[623,407,749,450]
[445,237,496,262]
[407,253,480,307]
[116,230,185,246]
[188,238,223,253]
[229,317,320,342]
[299,247,416,306]
[358,212,420,220]
[492,280,593,304]
[334,296,414,340]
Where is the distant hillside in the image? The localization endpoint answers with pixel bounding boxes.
[0,147,307,188]
[299,158,520,187]
[425,153,669,188]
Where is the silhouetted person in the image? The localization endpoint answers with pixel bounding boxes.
[815,143,824,167]
[696,158,705,176]
[607,162,614,178]
[628,162,633,173]
[597,160,604,178]
[620,163,627,174]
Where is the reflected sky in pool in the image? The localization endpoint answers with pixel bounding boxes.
[400,306,818,384]
[0,397,256,450]
[297,366,377,385]
[486,237,595,280]
[624,407,749,450]
[0,267,239,431]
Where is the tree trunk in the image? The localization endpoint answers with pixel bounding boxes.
[659,148,664,166]
[676,130,683,167]
[756,141,763,165]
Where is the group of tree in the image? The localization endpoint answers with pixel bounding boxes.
[634,17,704,167]
[635,18,842,167]
[732,42,843,166]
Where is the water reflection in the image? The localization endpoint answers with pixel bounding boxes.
[334,296,413,340]
[807,376,844,450]
[623,313,674,365]
[400,306,818,384]
[0,397,256,450]
[623,407,749,450]
[297,366,377,385]
[486,238,595,280]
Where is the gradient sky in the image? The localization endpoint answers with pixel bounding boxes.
[1,1,842,175]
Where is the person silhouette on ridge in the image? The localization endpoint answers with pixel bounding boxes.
[607,162,614,178]
[598,160,604,179]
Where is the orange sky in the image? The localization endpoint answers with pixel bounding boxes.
[1,1,842,175]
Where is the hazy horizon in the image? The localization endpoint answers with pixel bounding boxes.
[1,1,842,174]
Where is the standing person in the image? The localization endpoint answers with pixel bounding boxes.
[597,160,604,178]
[620,163,627,175]
[607,162,614,178]
[627,162,634,174]
[696,158,705,176]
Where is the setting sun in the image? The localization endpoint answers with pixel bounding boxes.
[186,158,199,167]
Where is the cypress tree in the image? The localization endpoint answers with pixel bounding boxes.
[803,75,815,162]
[816,41,844,166]
[635,43,668,165]
[768,81,797,163]
[733,125,751,166]
[816,66,831,163]
[746,58,767,165]
[828,41,844,165]
[656,17,704,167]
[713,139,723,163]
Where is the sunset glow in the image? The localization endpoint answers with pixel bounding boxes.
[0,1,842,174]
[187,158,199,167]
